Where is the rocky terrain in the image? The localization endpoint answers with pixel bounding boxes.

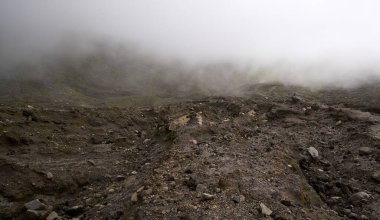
[0,87,379,220]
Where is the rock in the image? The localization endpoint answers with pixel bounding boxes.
[360,215,369,220]
[371,171,380,183]
[87,160,96,166]
[343,209,351,215]
[46,172,53,179]
[22,109,37,121]
[350,192,370,203]
[108,188,115,193]
[46,211,59,220]
[24,199,47,210]
[131,192,138,202]
[348,213,359,219]
[24,209,45,220]
[131,171,137,175]
[247,110,256,117]
[358,147,373,155]
[169,115,190,130]
[308,147,319,159]
[260,203,272,216]
[290,95,301,104]
[116,175,126,181]
[201,193,215,201]
[190,139,198,145]
[65,205,84,217]
[232,195,245,203]
[184,177,197,191]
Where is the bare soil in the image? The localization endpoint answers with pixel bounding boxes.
[0,90,379,219]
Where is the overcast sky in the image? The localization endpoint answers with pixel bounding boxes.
[1,0,380,86]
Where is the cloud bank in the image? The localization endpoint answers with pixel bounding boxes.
[1,0,380,87]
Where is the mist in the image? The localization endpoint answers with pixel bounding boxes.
[1,0,380,88]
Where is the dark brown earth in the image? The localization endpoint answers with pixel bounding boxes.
[0,89,379,220]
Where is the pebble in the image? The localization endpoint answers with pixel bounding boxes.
[116,175,126,181]
[343,209,351,215]
[350,192,370,203]
[232,195,245,203]
[108,188,115,193]
[46,211,59,220]
[24,199,47,210]
[87,160,96,166]
[131,171,138,175]
[307,147,319,159]
[131,192,138,202]
[358,147,373,155]
[348,213,358,219]
[46,172,53,179]
[201,193,215,201]
[260,203,272,216]
[360,215,369,220]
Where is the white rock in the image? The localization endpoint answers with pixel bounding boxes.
[308,147,319,159]
[260,203,272,216]
[46,172,53,179]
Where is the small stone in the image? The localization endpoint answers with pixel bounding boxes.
[131,192,138,202]
[24,199,47,210]
[358,147,373,155]
[162,186,169,191]
[260,203,272,216]
[348,213,359,219]
[201,193,215,201]
[87,160,96,166]
[184,177,197,190]
[232,195,245,203]
[247,110,256,117]
[108,188,115,193]
[360,215,369,220]
[372,171,380,183]
[65,205,84,217]
[46,172,53,179]
[190,139,198,145]
[290,95,301,104]
[307,147,319,159]
[343,209,351,215]
[350,192,370,203]
[46,211,59,220]
[131,171,137,175]
[116,175,126,181]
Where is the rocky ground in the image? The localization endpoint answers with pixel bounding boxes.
[0,90,379,220]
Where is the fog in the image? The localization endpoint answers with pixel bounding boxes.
[1,0,380,88]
